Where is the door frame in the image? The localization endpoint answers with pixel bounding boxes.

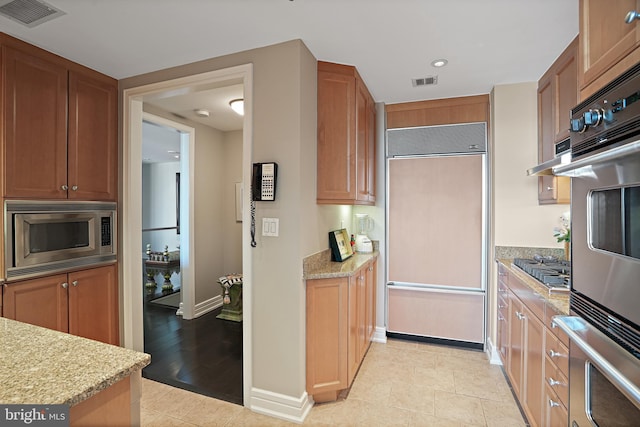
[121,63,254,406]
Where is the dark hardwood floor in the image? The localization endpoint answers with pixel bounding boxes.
[143,295,243,405]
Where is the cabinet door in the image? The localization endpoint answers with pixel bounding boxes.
[306,277,348,399]
[554,41,578,143]
[497,293,509,364]
[365,259,377,342]
[537,75,554,163]
[580,0,640,90]
[68,71,118,201]
[3,274,69,332]
[317,69,356,202]
[68,265,119,345]
[347,274,359,384]
[537,72,557,205]
[356,266,367,363]
[2,46,67,199]
[507,291,524,399]
[523,305,544,427]
[355,78,375,204]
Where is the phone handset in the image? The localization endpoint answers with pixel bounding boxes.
[251,162,278,248]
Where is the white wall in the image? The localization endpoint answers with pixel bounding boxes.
[142,161,181,253]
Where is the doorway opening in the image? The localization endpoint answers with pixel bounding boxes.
[122,64,254,406]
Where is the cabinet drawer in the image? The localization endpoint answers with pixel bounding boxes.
[544,354,569,408]
[545,327,569,377]
[544,380,568,427]
[509,274,546,322]
[498,263,509,284]
[545,305,570,347]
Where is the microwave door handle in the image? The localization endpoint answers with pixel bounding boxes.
[553,316,640,404]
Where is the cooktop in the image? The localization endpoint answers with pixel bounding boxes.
[513,256,570,294]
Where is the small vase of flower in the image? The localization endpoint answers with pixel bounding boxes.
[554,211,571,261]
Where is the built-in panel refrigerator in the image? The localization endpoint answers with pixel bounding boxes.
[386,122,487,348]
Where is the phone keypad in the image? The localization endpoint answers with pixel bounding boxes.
[262,178,274,200]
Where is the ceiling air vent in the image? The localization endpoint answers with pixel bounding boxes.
[412,76,438,87]
[0,0,65,28]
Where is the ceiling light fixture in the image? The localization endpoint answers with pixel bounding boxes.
[194,109,210,117]
[229,99,244,116]
[431,59,448,68]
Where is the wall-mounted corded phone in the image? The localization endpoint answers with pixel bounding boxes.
[252,162,278,201]
[250,162,278,247]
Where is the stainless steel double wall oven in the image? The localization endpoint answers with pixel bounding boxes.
[554,62,640,426]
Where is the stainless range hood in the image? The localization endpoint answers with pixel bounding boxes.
[526,137,571,176]
[526,153,571,176]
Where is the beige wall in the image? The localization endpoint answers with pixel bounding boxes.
[489,82,569,350]
[222,130,243,275]
[143,104,229,303]
[122,39,347,401]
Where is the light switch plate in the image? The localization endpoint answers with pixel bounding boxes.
[262,218,279,237]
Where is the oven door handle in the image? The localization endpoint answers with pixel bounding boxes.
[553,315,640,404]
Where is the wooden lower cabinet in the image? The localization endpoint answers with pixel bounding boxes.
[497,264,569,427]
[498,262,568,427]
[507,290,525,399]
[2,264,119,345]
[523,304,544,427]
[306,258,376,402]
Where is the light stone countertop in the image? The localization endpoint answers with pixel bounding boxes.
[303,249,379,280]
[497,258,569,315]
[0,318,150,405]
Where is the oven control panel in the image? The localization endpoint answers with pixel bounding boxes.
[570,62,640,159]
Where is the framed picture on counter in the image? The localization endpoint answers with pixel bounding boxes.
[329,228,353,262]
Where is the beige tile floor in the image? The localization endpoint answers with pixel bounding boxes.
[141,339,527,426]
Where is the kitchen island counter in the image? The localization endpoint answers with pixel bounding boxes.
[0,317,149,416]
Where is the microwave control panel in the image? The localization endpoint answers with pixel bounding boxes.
[101,216,112,246]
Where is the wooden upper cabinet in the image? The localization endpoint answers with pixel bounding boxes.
[579,0,640,99]
[317,61,375,205]
[2,45,68,199]
[1,33,118,201]
[537,37,576,205]
[68,71,118,201]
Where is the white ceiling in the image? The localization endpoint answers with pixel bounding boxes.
[2,0,578,127]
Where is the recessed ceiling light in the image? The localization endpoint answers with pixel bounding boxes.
[431,59,448,68]
[194,109,210,117]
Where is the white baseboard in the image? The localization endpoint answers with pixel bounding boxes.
[193,295,223,318]
[249,387,313,424]
[372,326,387,343]
[486,337,503,365]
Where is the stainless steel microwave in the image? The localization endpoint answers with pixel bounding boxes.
[4,200,117,281]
